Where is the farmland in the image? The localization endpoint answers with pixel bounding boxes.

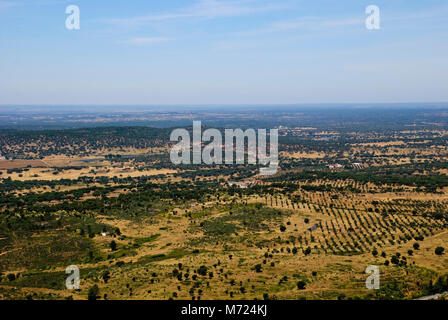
[1,106,448,300]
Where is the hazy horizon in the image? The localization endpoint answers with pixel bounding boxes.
[1,102,448,113]
[1,0,448,105]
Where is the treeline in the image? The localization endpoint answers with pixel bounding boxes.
[0,126,172,158]
[269,169,448,192]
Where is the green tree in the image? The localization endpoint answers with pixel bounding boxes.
[297,281,306,290]
[7,274,16,281]
[102,271,111,283]
[88,285,100,301]
[197,266,208,276]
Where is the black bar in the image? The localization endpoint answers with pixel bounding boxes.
[0,300,446,319]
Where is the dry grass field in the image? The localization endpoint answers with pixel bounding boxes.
[1,123,448,300]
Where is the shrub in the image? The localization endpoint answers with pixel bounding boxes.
[197,266,208,276]
[297,281,306,290]
[7,274,16,282]
[435,247,445,256]
[88,285,100,301]
[391,256,399,265]
[102,271,111,283]
[303,247,311,255]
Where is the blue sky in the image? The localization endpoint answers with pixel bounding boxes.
[0,0,447,105]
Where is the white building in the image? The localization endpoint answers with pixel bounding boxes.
[327,164,343,170]
[352,163,364,169]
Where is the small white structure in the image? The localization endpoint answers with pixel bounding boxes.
[327,164,343,170]
[228,181,249,189]
[352,163,364,169]
[0,154,5,160]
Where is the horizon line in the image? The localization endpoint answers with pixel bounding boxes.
[1,102,448,108]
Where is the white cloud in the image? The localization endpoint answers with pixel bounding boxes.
[120,37,170,45]
[233,5,448,37]
[105,0,286,26]
[235,16,364,37]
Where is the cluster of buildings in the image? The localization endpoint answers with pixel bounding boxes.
[327,163,366,170]
[352,162,364,169]
[327,163,343,170]
[227,179,262,189]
